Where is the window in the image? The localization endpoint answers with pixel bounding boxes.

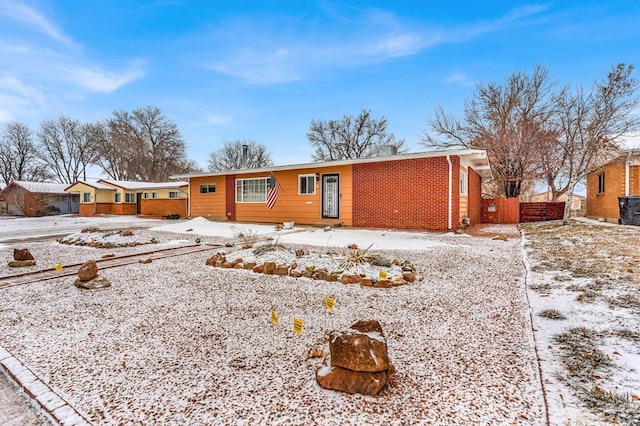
[236,178,267,203]
[152,192,158,199]
[82,192,91,203]
[200,184,216,194]
[143,192,149,199]
[598,172,605,194]
[169,191,181,199]
[299,174,316,195]
[114,193,121,203]
[125,193,136,203]
[460,171,468,196]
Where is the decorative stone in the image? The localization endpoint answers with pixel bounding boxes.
[74,275,111,289]
[274,265,289,276]
[492,234,508,241]
[290,270,303,278]
[205,252,224,266]
[221,262,233,268]
[8,260,36,267]
[291,261,298,270]
[138,258,152,264]
[244,262,257,270]
[341,274,362,285]
[232,258,243,266]
[316,365,392,396]
[360,278,373,287]
[329,320,390,372]
[301,270,314,278]
[373,279,393,289]
[252,265,264,274]
[13,249,34,261]
[263,261,276,275]
[402,271,416,283]
[77,260,98,281]
[233,263,244,269]
[371,257,392,267]
[305,265,316,272]
[326,273,339,282]
[312,269,327,281]
[392,277,407,286]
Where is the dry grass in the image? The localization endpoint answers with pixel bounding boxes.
[538,309,567,320]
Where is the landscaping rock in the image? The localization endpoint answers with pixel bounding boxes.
[402,271,416,283]
[138,258,152,264]
[305,265,316,272]
[244,262,257,270]
[316,365,392,396]
[233,263,244,269]
[302,270,314,279]
[13,249,34,261]
[392,277,407,286]
[341,274,362,285]
[221,262,234,268]
[326,273,339,282]
[263,261,276,275]
[312,269,328,281]
[373,279,393,289]
[492,235,508,241]
[77,260,98,281]
[274,265,289,276]
[290,270,303,278]
[74,275,111,289]
[360,278,373,287]
[252,265,264,274]
[8,260,36,267]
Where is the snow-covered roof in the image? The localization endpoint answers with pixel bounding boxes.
[98,179,188,190]
[171,148,492,179]
[11,181,69,194]
[619,134,640,149]
[65,181,115,192]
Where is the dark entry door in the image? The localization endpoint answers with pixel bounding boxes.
[322,174,339,219]
[136,193,142,214]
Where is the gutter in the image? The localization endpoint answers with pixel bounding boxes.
[625,152,631,196]
[187,178,191,217]
[446,155,452,230]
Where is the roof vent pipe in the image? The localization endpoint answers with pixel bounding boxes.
[241,144,249,169]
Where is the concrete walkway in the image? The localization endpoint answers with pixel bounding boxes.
[0,373,48,425]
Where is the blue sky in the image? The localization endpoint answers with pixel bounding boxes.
[1,1,639,171]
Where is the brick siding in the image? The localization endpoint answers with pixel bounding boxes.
[352,156,460,230]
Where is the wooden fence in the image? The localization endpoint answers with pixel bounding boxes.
[481,198,565,224]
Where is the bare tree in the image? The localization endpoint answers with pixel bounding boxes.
[554,63,639,225]
[207,139,273,171]
[307,109,407,161]
[106,106,192,181]
[0,122,52,184]
[89,120,140,180]
[36,116,98,184]
[422,65,557,198]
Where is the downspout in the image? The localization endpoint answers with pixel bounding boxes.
[446,155,452,230]
[187,178,191,218]
[625,152,630,196]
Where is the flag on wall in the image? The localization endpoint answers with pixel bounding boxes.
[267,173,278,209]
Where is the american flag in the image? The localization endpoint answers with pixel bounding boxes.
[266,173,278,209]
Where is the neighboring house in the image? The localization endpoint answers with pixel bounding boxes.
[586,149,640,223]
[171,149,491,231]
[65,179,189,217]
[0,181,79,217]
[529,190,586,217]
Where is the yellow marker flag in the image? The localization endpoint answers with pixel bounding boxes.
[270,310,279,325]
[325,296,335,312]
[54,263,63,272]
[293,318,304,335]
[379,270,387,280]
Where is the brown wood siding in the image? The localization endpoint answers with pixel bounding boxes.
[234,165,353,225]
[189,176,227,220]
[140,199,187,217]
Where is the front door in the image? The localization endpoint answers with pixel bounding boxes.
[136,193,142,214]
[322,174,339,219]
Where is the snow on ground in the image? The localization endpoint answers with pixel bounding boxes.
[521,220,640,425]
[0,217,546,424]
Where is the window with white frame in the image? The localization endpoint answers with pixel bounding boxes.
[460,171,468,196]
[598,172,605,194]
[125,193,136,203]
[298,174,316,195]
[169,191,181,198]
[200,184,216,194]
[114,193,121,203]
[143,192,149,199]
[236,178,267,203]
[82,192,91,203]
[152,192,158,199]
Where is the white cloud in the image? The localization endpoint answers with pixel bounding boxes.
[444,72,475,86]
[203,112,233,125]
[204,4,550,85]
[0,1,75,46]
[63,63,145,93]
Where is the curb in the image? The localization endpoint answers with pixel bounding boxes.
[0,345,94,426]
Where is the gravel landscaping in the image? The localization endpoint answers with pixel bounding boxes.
[0,221,545,424]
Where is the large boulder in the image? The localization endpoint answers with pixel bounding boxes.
[13,249,34,261]
[316,320,394,396]
[77,260,98,281]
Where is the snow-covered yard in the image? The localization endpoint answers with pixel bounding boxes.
[0,216,545,424]
[2,215,639,425]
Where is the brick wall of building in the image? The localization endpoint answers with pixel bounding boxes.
[586,162,626,222]
[352,156,460,230]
